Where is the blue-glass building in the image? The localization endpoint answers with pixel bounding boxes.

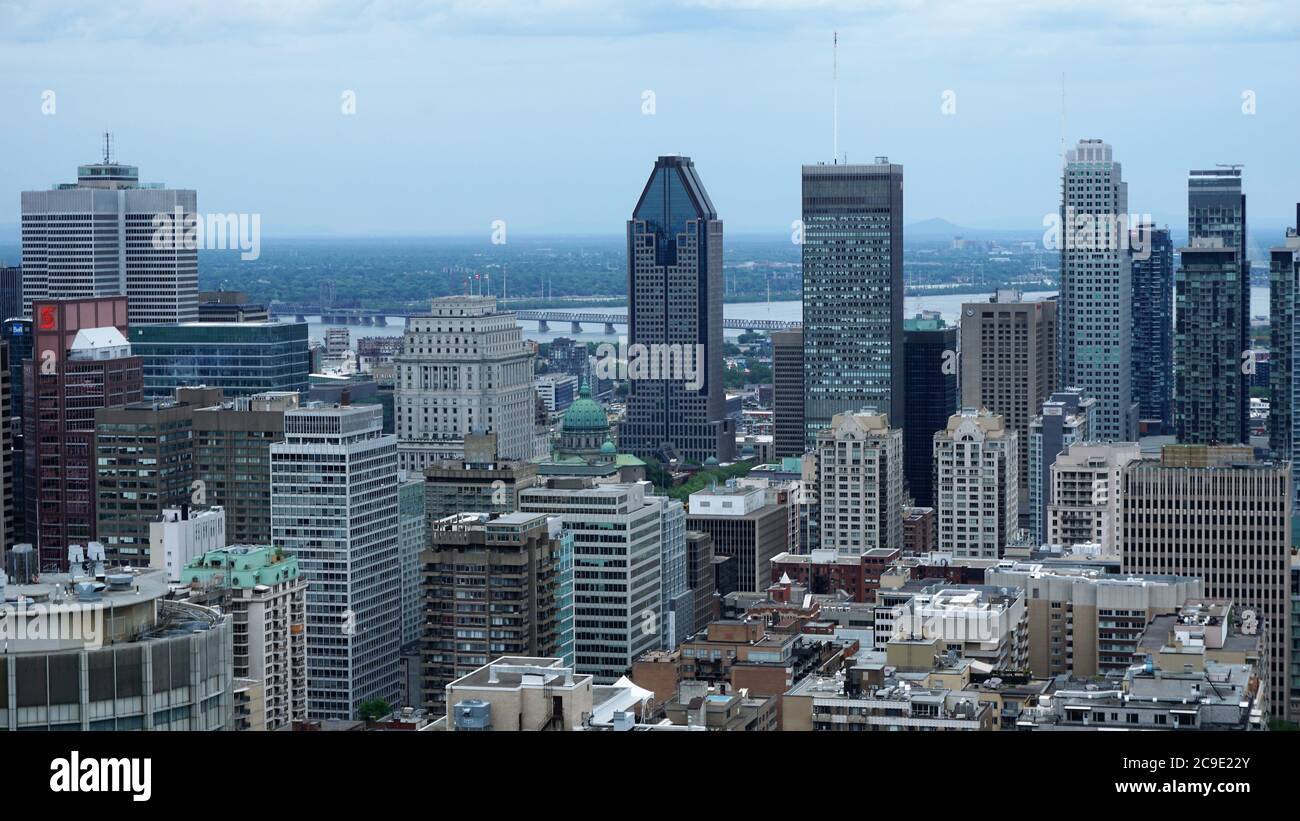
[4,318,32,546]
[1131,223,1174,434]
[902,314,956,508]
[129,321,309,399]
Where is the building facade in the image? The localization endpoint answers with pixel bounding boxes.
[902,313,957,508]
[815,411,903,558]
[771,327,804,460]
[1027,389,1093,545]
[934,409,1018,559]
[129,321,310,399]
[1131,223,1175,434]
[801,160,904,448]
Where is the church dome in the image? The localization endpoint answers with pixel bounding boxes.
[562,397,608,432]
[600,438,618,455]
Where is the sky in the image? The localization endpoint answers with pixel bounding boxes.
[1,0,1298,238]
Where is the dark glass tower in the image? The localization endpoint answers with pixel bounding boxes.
[1131,223,1174,434]
[802,160,904,447]
[1176,169,1248,444]
[902,314,956,508]
[622,156,733,464]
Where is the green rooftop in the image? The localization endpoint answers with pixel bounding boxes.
[181,545,300,589]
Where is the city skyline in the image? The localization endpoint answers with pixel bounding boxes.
[2,2,1299,238]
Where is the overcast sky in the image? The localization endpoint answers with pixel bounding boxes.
[1,0,1297,237]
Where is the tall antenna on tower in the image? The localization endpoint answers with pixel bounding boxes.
[103,131,113,164]
[832,31,839,164]
[1059,73,1067,168]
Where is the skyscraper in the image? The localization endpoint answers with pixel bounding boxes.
[1130,223,1174,434]
[21,143,198,326]
[622,155,733,464]
[1047,442,1139,556]
[1175,244,1247,444]
[1272,211,1300,482]
[129,321,310,399]
[771,327,805,459]
[4,318,31,549]
[902,313,957,508]
[1121,445,1291,717]
[271,404,401,720]
[1059,139,1136,441]
[815,411,904,558]
[802,160,904,447]
[395,295,537,472]
[25,296,142,569]
[960,290,1057,493]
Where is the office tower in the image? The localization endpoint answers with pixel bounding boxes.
[1174,243,1247,444]
[985,563,1203,680]
[0,342,9,557]
[149,505,226,582]
[395,295,536,472]
[813,411,903,558]
[1027,389,1093,544]
[519,479,664,682]
[181,545,309,730]
[802,159,904,447]
[622,155,734,464]
[128,321,310,399]
[20,144,198,326]
[933,409,1018,559]
[685,530,719,634]
[1130,223,1175,434]
[192,390,297,546]
[902,313,957,508]
[271,404,400,720]
[25,296,141,569]
[1269,217,1299,464]
[325,327,350,360]
[1059,140,1135,441]
[421,511,573,715]
[4,318,31,547]
[0,265,20,322]
[659,497,690,650]
[1046,442,1139,556]
[1121,445,1291,717]
[772,327,805,459]
[94,398,199,565]
[960,290,1057,494]
[534,373,579,413]
[196,290,269,323]
[398,472,426,649]
[423,432,538,521]
[685,483,789,593]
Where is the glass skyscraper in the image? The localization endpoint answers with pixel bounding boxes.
[801,160,904,448]
[622,155,733,464]
[902,313,956,508]
[1131,223,1174,434]
[129,321,310,399]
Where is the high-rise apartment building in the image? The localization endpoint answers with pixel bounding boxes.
[933,409,1018,559]
[622,156,733,464]
[271,404,401,720]
[395,295,536,472]
[802,160,904,447]
[25,296,141,569]
[421,511,573,714]
[181,544,309,731]
[398,472,426,650]
[1046,442,1139,556]
[1027,389,1093,544]
[902,313,957,508]
[1269,217,1299,466]
[21,146,198,326]
[960,290,1057,491]
[1175,242,1248,445]
[1059,139,1136,441]
[1120,445,1291,717]
[771,327,804,459]
[814,411,903,558]
[1131,223,1174,434]
[519,479,664,682]
[686,484,789,593]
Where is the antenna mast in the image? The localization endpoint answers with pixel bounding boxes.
[103,131,113,164]
[1059,73,1066,168]
[832,31,839,164]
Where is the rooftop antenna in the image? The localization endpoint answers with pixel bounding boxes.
[1058,73,1066,168]
[103,131,113,164]
[832,31,839,164]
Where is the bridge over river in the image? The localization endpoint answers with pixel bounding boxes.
[269,305,798,333]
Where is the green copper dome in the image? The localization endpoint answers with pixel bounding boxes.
[600,438,618,455]
[562,397,608,431]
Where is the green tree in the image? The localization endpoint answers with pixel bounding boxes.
[357,699,393,723]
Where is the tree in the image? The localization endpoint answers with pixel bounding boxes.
[357,699,392,723]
